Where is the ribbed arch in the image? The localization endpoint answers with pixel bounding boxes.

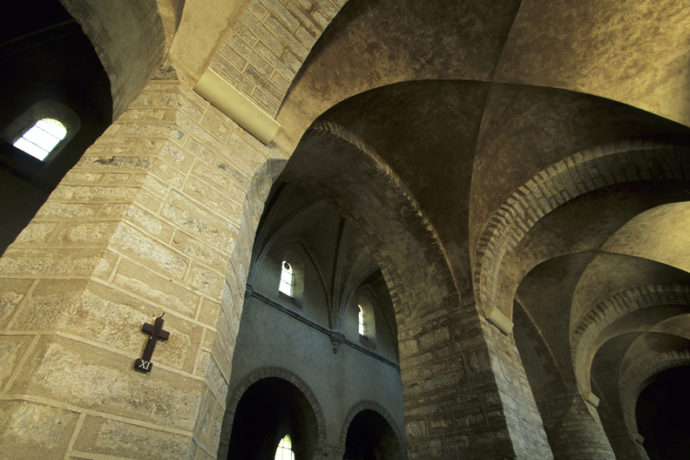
[473,139,690,319]
[572,283,690,395]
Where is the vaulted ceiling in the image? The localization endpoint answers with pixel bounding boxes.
[268,0,690,454]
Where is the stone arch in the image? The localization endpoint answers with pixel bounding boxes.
[286,120,459,322]
[218,366,327,460]
[206,0,348,116]
[339,400,407,460]
[473,139,690,321]
[60,0,184,118]
[602,201,690,273]
[191,158,287,454]
[282,121,550,458]
[619,350,690,441]
[572,283,690,396]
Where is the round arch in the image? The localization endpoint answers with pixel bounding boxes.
[61,0,182,117]
[473,139,690,322]
[339,400,407,460]
[218,366,327,460]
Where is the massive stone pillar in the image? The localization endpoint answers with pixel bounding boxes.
[0,76,280,458]
[535,393,615,459]
[399,305,553,459]
[481,318,554,458]
[606,426,649,460]
[287,123,555,459]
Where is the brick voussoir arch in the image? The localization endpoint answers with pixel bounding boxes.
[571,283,690,396]
[219,366,327,457]
[473,139,690,319]
[288,122,500,457]
[339,400,408,460]
[209,0,348,116]
[619,350,690,440]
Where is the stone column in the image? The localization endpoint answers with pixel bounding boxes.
[399,303,553,459]
[481,318,554,459]
[535,393,616,459]
[606,429,649,460]
[0,77,279,458]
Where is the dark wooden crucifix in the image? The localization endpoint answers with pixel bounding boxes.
[134,313,169,373]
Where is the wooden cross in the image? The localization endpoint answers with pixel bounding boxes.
[134,314,169,373]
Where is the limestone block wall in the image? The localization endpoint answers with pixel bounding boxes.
[211,0,347,115]
[535,393,616,460]
[0,77,281,458]
[481,319,554,459]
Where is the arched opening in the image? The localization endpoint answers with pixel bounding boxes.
[280,260,296,297]
[0,1,111,254]
[355,292,376,342]
[357,304,366,336]
[343,409,403,460]
[218,181,405,459]
[13,118,67,161]
[276,248,306,304]
[636,366,690,460]
[274,434,296,460]
[228,377,319,460]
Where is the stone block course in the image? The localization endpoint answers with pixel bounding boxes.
[111,223,189,280]
[0,75,286,458]
[111,257,200,318]
[72,415,191,459]
[0,248,105,278]
[0,335,34,391]
[210,0,347,114]
[9,335,203,431]
[0,400,80,460]
[192,385,226,453]
[474,141,690,324]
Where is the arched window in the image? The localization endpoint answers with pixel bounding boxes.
[274,434,295,460]
[358,304,366,335]
[13,118,67,161]
[279,260,295,297]
[356,294,376,342]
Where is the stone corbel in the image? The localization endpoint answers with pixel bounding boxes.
[194,68,280,145]
[328,331,346,354]
[584,391,600,408]
[485,307,514,335]
[632,433,645,445]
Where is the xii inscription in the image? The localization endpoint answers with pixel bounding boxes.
[134,313,169,373]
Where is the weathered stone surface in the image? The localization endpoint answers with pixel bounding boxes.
[111,258,199,318]
[10,281,203,373]
[10,335,203,431]
[193,385,226,453]
[0,335,33,390]
[0,248,104,278]
[73,415,192,458]
[112,224,189,280]
[0,400,79,460]
[0,279,33,327]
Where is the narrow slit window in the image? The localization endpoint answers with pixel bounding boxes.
[358,304,366,335]
[13,118,67,161]
[279,260,294,297]
[274,434,295,460]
